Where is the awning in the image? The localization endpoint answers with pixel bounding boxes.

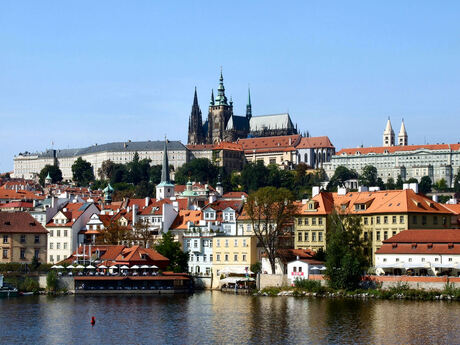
[140,265,150,269]
[120,265,130,269]
[219,267,254,275]
[98,265,108,269]
[131,265,140,269]
[403,262,431,269]
[433,263,455,269]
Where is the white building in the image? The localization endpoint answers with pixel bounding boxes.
[46,202,99,263]
[183,232,216,276]
[287,259,325,283]
[375,229,460,276]
[13,140,188,181]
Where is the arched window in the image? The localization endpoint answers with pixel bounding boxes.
[304,153,308,163]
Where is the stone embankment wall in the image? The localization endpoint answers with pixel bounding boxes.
[260,274,460,290]
[39,275,75,292]
[193,276,213,289]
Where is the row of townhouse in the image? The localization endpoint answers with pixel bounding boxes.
[294,185,457,265]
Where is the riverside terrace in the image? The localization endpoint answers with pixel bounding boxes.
[58,244,193,294]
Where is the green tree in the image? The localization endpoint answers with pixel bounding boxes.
[406,177,418,184]
[246,187,298,274]
[149,165,163,184]
[240,161,270,192]
[174,158,219,185]
[324,212,369,290]
[46,270,58,293]
[38,165,63,185]
[327,166,358,191]
[96,222,132,245]
[395,175,404,189]
[359,165,378,187]
[454,169,460,194]
[434,178,449,192]
[385,177,396,190]
[71,157,95,186]
[419,176,432,195]
[155,231,189,273]
[98,160,115,180]
[134,181,154,198]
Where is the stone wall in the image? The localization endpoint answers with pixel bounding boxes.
[193,276,213,289]
[258,274,290,289]
[39,274,75,292]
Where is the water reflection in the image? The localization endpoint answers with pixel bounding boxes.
[0,293,459,344]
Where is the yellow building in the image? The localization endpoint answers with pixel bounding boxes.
[212,235,258,288]
[294,189,454,264]
[0,212,48,264]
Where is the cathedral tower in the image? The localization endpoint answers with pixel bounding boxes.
[398,119,408,146]
[207,70,233,143]
[246,87,252,120]
[383,117,395,147]
[187,87,205,145]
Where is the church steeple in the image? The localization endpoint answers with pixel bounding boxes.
[246,87,252,120]
[156,138,175,201]
[214,69,228,106]
[383,117,395,147]
[398,118,408,146]
[210,89,215,106]
[187,87,205,145]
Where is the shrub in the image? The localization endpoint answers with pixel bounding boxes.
[294,279,324,293]
[261,287,281,296]
[20,277,40,293]
[46,271,58,292]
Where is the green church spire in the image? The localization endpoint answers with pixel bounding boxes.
[160,138,171,184]
[214,68,228,106]
[246,87,252,119]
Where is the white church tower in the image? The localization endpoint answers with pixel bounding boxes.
[156,138,175,201]
[383,117,395,147]
[398,119,408,146]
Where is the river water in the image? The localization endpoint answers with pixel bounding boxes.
[1,292,460,345]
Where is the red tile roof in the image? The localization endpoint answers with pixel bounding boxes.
[336,143,460,156]
[382,229,460,243]
[170,210,202,230]
[222,192,248,199]
[238,134,301,152]
[296,136,335,149]
[0,212,48,234]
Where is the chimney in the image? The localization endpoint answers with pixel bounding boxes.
[432,194,439,202]
[209,195,217,204]
[358,186,369,192]
[369,186,381,192]
[132,204,138,225]
[337,187,347,196]
[403,183,410,190]
[409,183,419,194]
[312,186,320,198]
[145,197,150,207]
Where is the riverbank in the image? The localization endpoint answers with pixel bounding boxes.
[255,281,460,301]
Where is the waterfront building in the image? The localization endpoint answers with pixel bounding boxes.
[294,187,454,264]
[13,140,188,181]
[375,229,460,276]
[287,258,325,284]
[0,212,48,264]
[260,248,317,275]
[202,200,244,235]
[187,71,297,145]
[182,231,215,276]
[46,202,99,263]
[211,235,258,288]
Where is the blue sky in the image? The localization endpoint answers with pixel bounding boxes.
[1,1,459,172]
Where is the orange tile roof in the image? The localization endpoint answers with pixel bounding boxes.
[238,134,301,151]
[0,212,48,234]
[444,204,460,215]
[0,189,45,200]
[222,192,248,199]
[170,210,202,230]
[298,190,454,216]
[336,143,460,156]
[295,136,335,149]
[186,142,243,151]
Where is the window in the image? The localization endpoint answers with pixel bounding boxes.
[57,230,61,237]
[396,258,399,262]
[206,267,211,275]
[49,255,54,262]
[225,240,229,248]
[210,254,213,262]
[234,254,238,261]
[216,239,220,247]
[412,216,417,224]
[194,240,198,248]
[216,254,220,261]
[34,249,39,259]
[20,248,26,260]
[377,231,381,241]
[242,254,247,262]
[392,216,397,224]
[293,267,297,272]
[318,218,323,225]
[433,216,438,225]
[312,232,316,242]
[383,258,387,262]
[64,242,67,250]
[400,216,404,224]
[364,217,368,225]
[435,258,439,262]
[49,230,53,237]
[234,239,238,247]
[392,231,396,236]
[304,218,309,225]
[195,255,199,262]
[409,258,412,262]
[422,215,427,225]
[304,232,309,242]
[298,218,302,225]
[318,232,323,242]
[64,230,68,237]
[364,232,368,241]
[448,258,453,262]
[421,258,425,262]
[312,218,316,225]
[203,254,207,262]
[298,267,302,273]
[34,235,40,244]
[3,235,8,244]
[2,249,8,259]
[384,231,388,240]
[189,254,193,262]
[57,255,60,262]
[376,216,380,224]
[49,243,53,249]
[20,235,26,243]
[224,254,229,262]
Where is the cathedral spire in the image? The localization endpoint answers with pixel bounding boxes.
[246,87,252,120]
[188,87,204,144]
[193,86,198,106]
[160,138,170,184]
[215,68,228,106]
[210,89,215,106]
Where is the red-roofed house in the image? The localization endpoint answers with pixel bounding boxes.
[202,200,243,235]
[375,229,460,276]
[295,136,335,169]
[46,202,99,263]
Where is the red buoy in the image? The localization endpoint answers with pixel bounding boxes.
[91,316,96,326]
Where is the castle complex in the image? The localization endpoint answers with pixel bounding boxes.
[187,71,297,144]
